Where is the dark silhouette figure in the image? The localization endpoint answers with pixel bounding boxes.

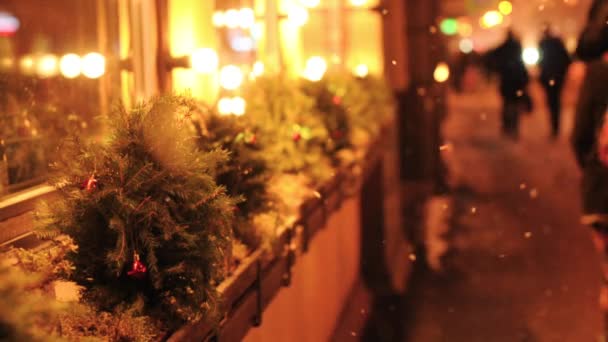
[485,30,530,139]
[538,26,571,138]
[576,0,608,61]
[571,0,608,331]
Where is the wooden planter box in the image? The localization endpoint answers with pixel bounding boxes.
[166,122,410,342]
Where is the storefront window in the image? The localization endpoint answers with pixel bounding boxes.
[0,0,124,196]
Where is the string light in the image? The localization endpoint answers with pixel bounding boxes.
[303,56,327,82]
[191,48,218,74]
[59,53,82,79]
[218,96,246,116]
[287,6,309,27]
[19,55,35,75]
[225,9,240,29]
[238,8,255,29]
[299,0,321,8]
[349,0,368,6]
[81,52,106,79]
[480,11,503,28]
[498,1,513,15]
[433,62,450,83]
[459,38,474,54]
[219,65,244,90]
[212,11,225,27]
[36,54,58,78]
[231,96,246,116]
[522,47,540,65]
[252,61,264,77]
[354,64,369,78]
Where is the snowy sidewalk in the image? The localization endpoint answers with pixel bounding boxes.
[401,85,603,342]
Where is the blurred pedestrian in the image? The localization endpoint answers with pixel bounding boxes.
[571,0,608,329]
[484,30,531,140]
[538,25,571,139]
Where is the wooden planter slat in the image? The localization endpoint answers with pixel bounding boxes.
[166,125,392,341]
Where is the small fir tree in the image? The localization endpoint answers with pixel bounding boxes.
[190,106,276,248]
[299,78,352,158]
[35,95,237,326]
[242,75,332,183]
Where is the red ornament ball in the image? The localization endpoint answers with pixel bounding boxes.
[127,253,147,279]
[332,95,342,105]
[81,175,98,192]
[292,132,302,142]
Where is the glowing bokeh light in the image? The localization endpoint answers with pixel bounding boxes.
[349,0,368,6]
[0,57,13,70]
[219,65,244,90]
[19,55,35,74]
[212,11,225,27]
[231,97,246,116]
[457,19,473,36]
[191,48,219,74]
[522,47,540,65]
[481,11,503,28]
[0,12,19,37]
[59,53,82,79]
[252,61,264,77]
[300,0,321,8]
[37,54,58,78]
[81,52,106,79]
[354,64,369,78]
[440,18,458,35]
[287,6,309,27]
[225,9,240,29]
[433,62,450,83]
[459,38,474,54]
[238,8,255,29]
[498,1,513,15]
[303,56,327,82]
[218,97,233,115]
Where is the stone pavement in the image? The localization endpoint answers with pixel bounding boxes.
[362,82,604,342]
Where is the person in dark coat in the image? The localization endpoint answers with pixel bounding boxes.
[571,0,608,318]
[538,26,571,138]
[485,30,530,139]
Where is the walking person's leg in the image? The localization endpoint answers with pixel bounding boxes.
[548,86,562,138]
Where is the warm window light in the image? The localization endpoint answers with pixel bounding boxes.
[354,64,369,78]
[349,0,368,6]
[522,47,540,65]
[459,38,474,54]
[238,8,255,29]
[225,9,240,29]
[433,62,450,83]
[59,53,82,79]
[303,56,327,82]
[0,57,13,70]
[480,11,503,28]
[212,11,225,27]
[19,55,35,74]
[218,97,233,115]
[300,0,321,8]
[231,96,246,116]
[81,52,106,79]
[457,19,473,37]
[36,54,58,78]
[252,61,264,77]
[218,96,246,116]
[219,65,244,90]
[287,6,309,27]
[440,18,458,36]
[191,48,218,74]
[498,1,513,15]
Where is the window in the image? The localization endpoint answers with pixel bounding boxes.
[0,0,125,197]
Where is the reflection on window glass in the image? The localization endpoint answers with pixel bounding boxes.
[0,0,121,196]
